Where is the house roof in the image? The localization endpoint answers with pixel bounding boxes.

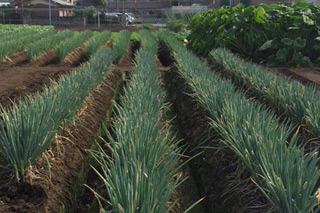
[0,2,10,6]
[52,0,73,6]
[14,0,74,7]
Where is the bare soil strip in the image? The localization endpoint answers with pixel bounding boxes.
[0,45,92,109]
[0,67,124,213]
[30,50,57,67]
[158,44,269,213]
[61,45,88,67]
[0,66,74,109]
[269,67,320,87]
[154,56,205,213]
[0,52,28,68]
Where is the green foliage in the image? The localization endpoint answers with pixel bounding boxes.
[240,0,251,7]
[129,32,140,42]
[0,24,54,32]
[109,32,118,42]
[166,19,187,33]
[73,6,96,18]
[137,24,154,30]
[111,30,131,61]
[91,30,181,212]
[0,31,52,60]
[220,0,230,6]
[56,30,93,61]
[211,48,320,138]
[0,47,118,178]
[0,31,34,44]
[27,30,74,60]
[158,31,320,213]
[85,30,112,58]
[88,0,106,6]
[188,2,320,66]
[173,31,189,41]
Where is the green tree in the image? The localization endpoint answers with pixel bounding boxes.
[220,0,230,7]
[240,0,251,7]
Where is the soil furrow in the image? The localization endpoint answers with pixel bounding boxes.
[269,67,320,87]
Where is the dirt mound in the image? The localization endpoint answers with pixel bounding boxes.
[29,50,57,67]
[0,66,73,109]
[270,66,320,87]
[0,52,28,67]
[0,69,123,213]
[61,45,88,67]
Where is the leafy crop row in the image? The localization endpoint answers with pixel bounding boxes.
[158,31,320,212]
[0,47,117,180]
[91,30,182,212]
[0,29,135,180]
[0,24,54,32]
[112,30,131,61]
[56,30,93,61]
[85,30,112,58]
[188,2,320,66]
[0,31,33,44]
[26,30,74,60]
[211,48,320,138]
[0,31,52,60]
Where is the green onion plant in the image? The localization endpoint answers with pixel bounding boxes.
[158,31,320,213]
[55,30,93,61]
[26,30,74,60]
[85,30,112,58]
[90,30,182,212]
[210,48,320,138]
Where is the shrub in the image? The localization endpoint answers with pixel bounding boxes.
[188,2,320,66]
[166,19,187,33]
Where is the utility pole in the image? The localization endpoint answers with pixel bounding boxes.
[97,8,100,27]
[135,0,137,13]
[116,0,118,12]
[48,0,52,25]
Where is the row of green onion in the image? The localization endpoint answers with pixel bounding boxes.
[157,31,320,213]
[0,30,130,180]
[211,48,320,139]
[90,30,182,212]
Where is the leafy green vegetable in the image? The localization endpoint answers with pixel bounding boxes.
[188,2,320,66]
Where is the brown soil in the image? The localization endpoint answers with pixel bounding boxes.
[55,26,142,32]
[30,50,57,67]
[0,51,28,67]
[158,45,270,213]
[0,45,92,109]
[269,67,320,87]
[0,66,73,109]
[62,45,88,67]
[154,56,204,213]
[0,68,123,213]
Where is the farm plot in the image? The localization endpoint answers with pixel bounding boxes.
[87,30,182,212]
[0,29,128,212]
[158,31,320,213]
[210,48,320,144]
[0,30,112,109]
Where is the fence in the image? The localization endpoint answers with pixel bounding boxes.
[0,8,172,27]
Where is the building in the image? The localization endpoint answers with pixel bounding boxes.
[11,0,74,24]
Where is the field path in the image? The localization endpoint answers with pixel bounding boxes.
[0,47,89,108]
[269,67,320,87]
